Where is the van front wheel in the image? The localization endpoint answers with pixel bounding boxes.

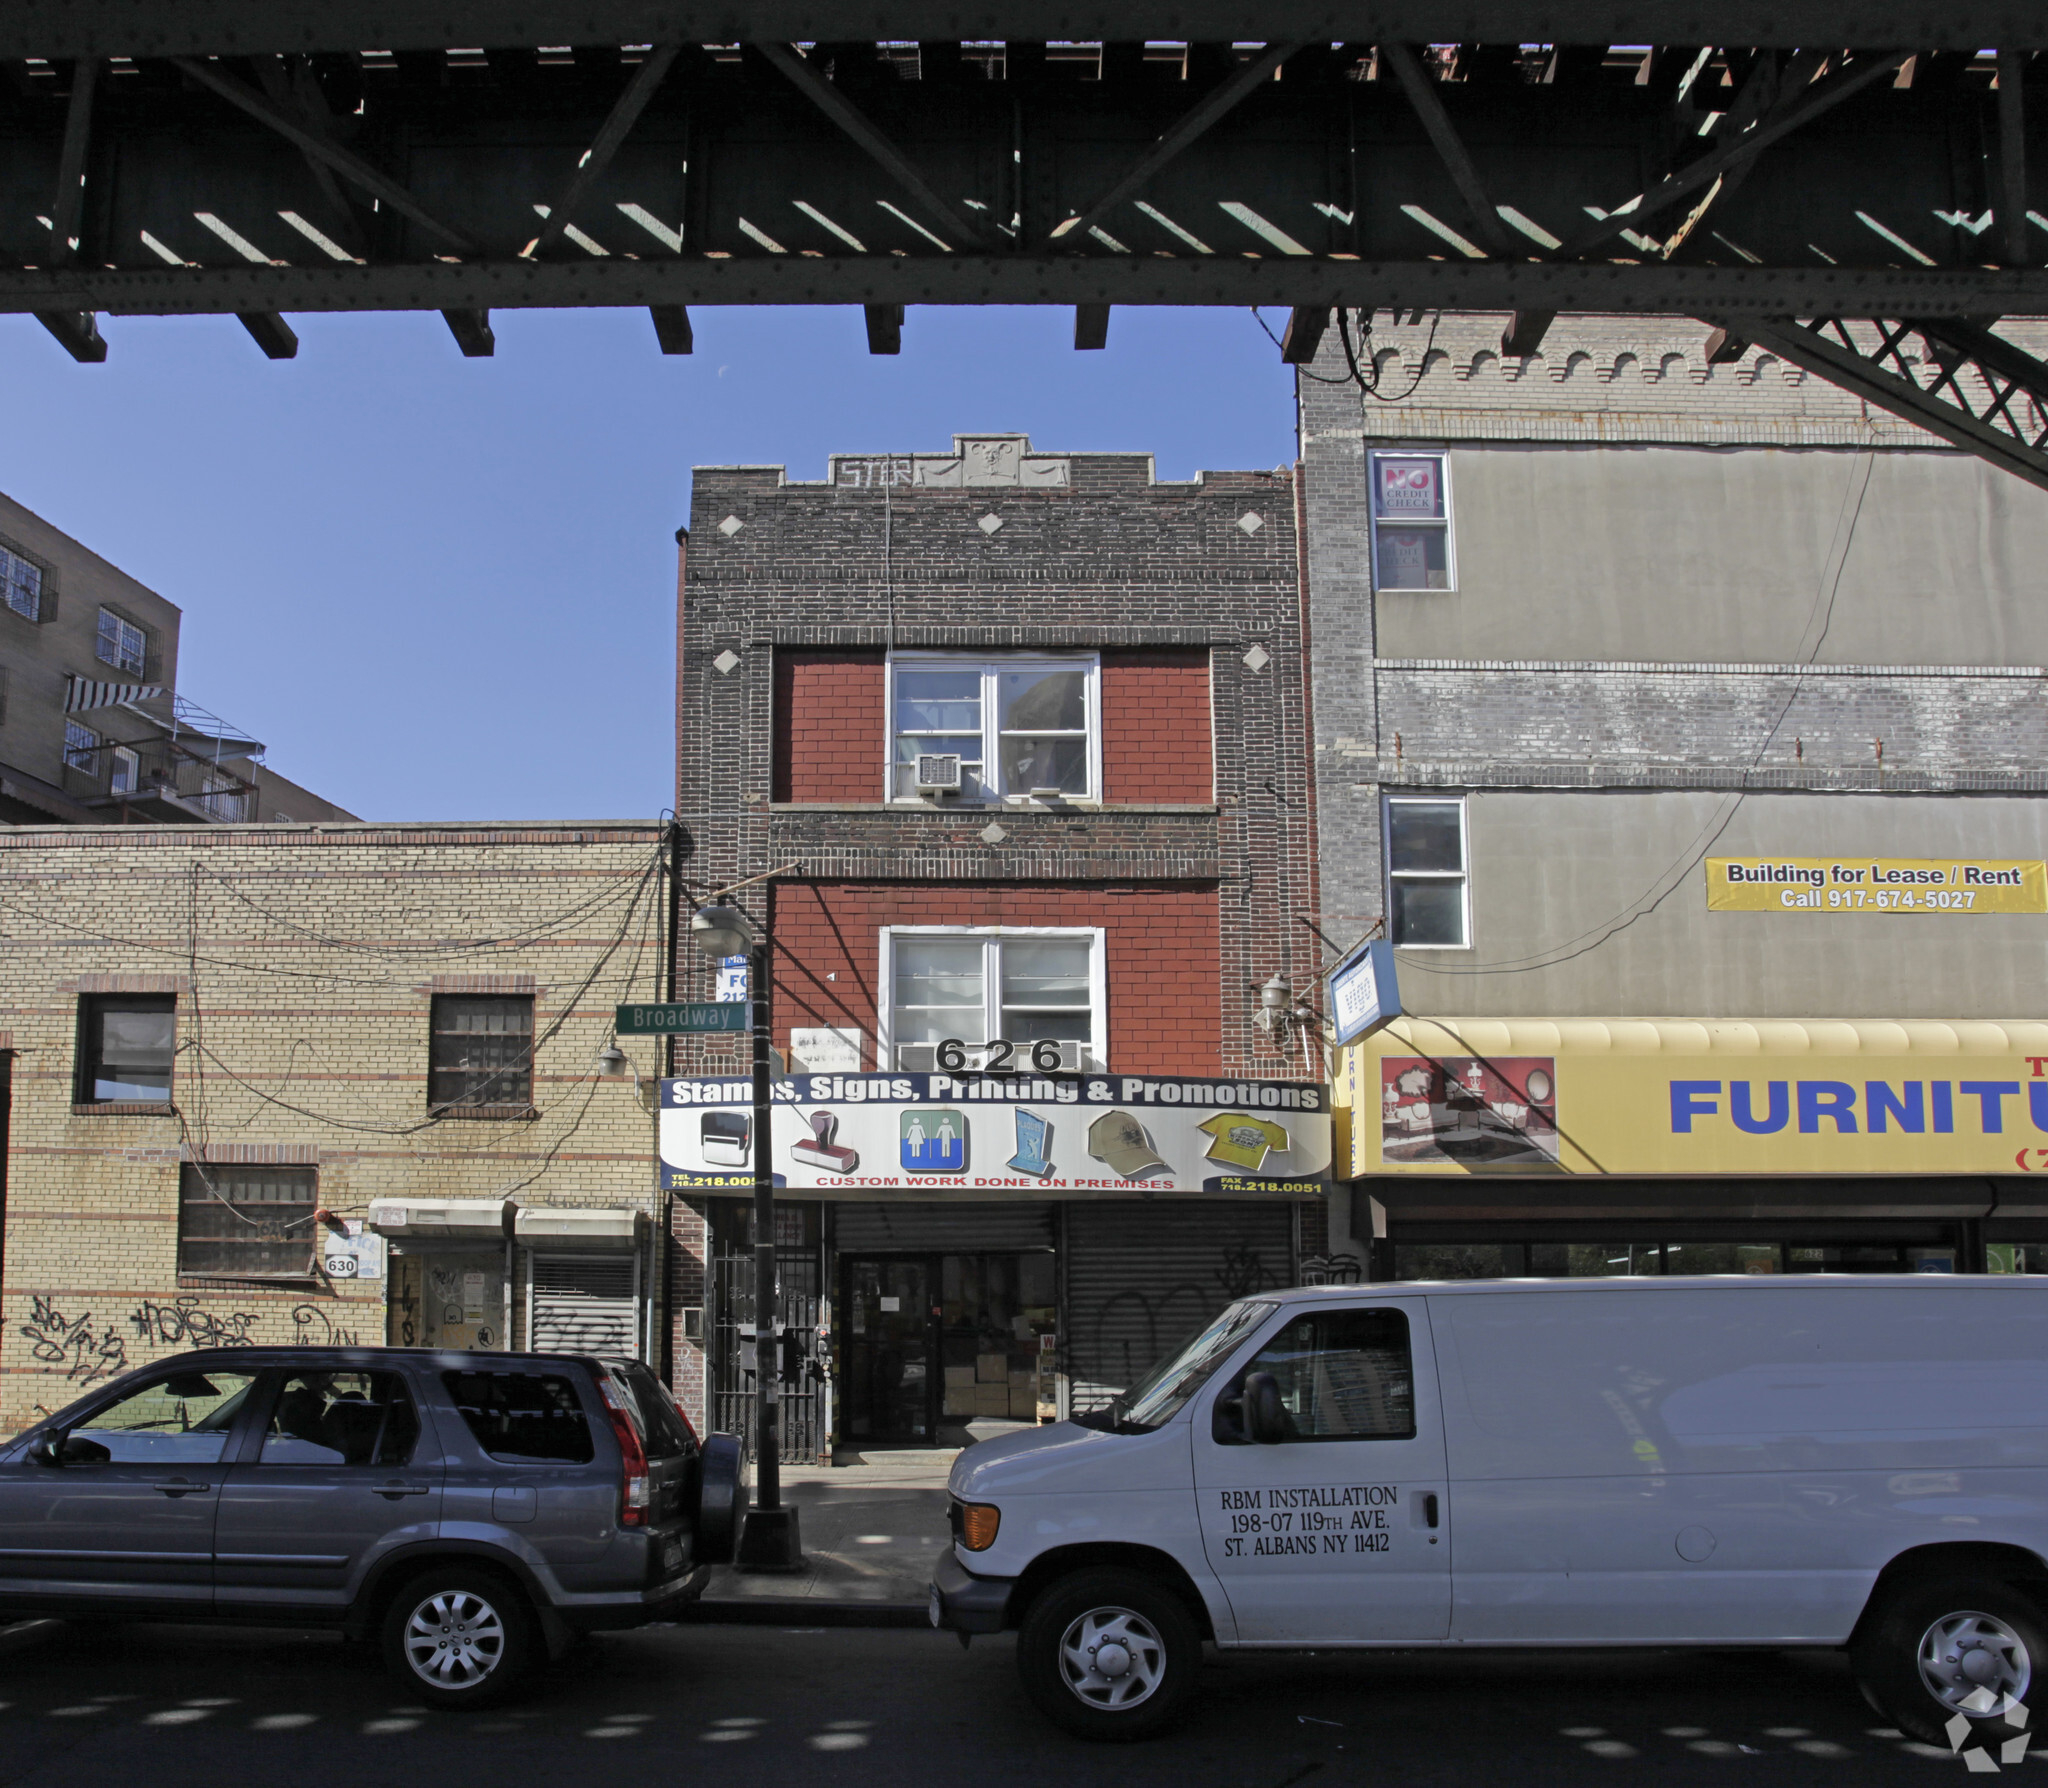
[1853,1575,2048,1752]
[1016,1568,1200,1741]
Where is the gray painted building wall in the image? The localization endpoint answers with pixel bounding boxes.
[1299,311,2048,1025]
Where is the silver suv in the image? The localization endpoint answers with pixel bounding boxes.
[0,1347,737,1707]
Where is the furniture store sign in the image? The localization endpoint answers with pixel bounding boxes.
[658,1073,1332,1196]
[1707,856,2047,914]
[1337,1019,2048,1176]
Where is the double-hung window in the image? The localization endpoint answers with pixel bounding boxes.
[97,607,147,675]
[63,720,99,773]
[884,928,1104,1072]
[1369,450,1453,591]
[1387,796,1470,948]
[77,994,176,1103]
[1,545,43,621]
[889,654,1099,802]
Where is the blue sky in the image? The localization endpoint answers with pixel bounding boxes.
[0,304,1297,821]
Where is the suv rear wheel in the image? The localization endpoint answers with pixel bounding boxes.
[382,1566,535,1710]
[1852,1573,2047,1753]
[1016,1567,1200,1741]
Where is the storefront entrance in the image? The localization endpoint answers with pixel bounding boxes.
[840,1251,1056,1445]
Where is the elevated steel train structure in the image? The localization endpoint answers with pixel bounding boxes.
[5,7,2048,481]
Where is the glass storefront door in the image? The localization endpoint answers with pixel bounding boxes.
[842,1259,935,1442]
[839,1250,1058,1445]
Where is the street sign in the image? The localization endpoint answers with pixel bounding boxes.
[616,1001,750,1035]
[1327,938,1403,1046]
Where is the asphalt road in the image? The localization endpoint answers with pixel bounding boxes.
[0,1616,1993,1786]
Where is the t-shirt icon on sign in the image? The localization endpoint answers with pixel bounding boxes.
[1196,1113,1289,1172]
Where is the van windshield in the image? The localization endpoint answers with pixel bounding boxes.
[1095,1300,1276,1434]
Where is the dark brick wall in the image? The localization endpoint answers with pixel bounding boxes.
[671,443,1324,1363]
[768,880,1222,1073]
[674,444,1317,1088]
[774,649,885,802]
[1102,648,1212,803]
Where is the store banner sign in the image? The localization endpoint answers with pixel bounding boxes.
[1339,1023,2048,1177]
[1707,856,2047,914]
[658,1073,1331,1196]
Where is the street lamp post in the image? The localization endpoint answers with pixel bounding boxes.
[689,901,802,1571]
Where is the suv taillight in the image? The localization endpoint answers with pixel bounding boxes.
[599,1379,650,1528]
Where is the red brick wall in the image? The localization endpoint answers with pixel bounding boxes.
[774,650,886,802]
[1102,649,1212,803]
[768,881,1221,1074]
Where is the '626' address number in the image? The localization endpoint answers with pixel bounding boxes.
[936,1037,1067,1074]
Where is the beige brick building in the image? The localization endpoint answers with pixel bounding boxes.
[0,820,681,1432]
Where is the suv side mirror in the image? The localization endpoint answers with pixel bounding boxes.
[26,1436,61,1468]
[1243,1372,1289,1445]
[32,1434,109,1468]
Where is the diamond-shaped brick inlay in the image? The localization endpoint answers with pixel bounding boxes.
[978,513,1003,534]
[718,514,744,537]
[979,822,1008,845]
[712,649,741,675]
[1237,511,1264,535]
[1243,643,1272,672]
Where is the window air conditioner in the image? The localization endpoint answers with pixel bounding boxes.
[914,753,964,794]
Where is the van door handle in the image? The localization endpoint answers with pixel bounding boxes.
[153,1479,211,1497]
[374,1481,431,1499]
[1422,1493,1440,1529]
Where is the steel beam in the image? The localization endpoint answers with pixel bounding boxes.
[442,307,495,355]
[6,260,2046,317]
[47,57,97,267]
[1718,316,2048,493]
[1047,41,1304,248]
[757,41,986,250]
[1073,302,1109,348]
[864,301,902,353]
[649,304,694,353]
[12,7,2048,60]
[236,310,298,357]
[525,43,682,259]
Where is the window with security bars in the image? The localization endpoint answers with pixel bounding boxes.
[885,929,1101,1072]
[63,720,99,773]
[1,545,43,621]
[96,607,147,675]
[430,994,535,1110]
[179,1163,317,1278]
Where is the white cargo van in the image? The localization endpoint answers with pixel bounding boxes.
[929,1276,2048,1744]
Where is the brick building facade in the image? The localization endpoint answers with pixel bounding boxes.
[0,821,667,1431]
[670,434,1331,1453]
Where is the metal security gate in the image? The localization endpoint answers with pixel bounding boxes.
[709,1246,827,1466]
[1062,1200,1298,1416]
[528,1254,640,1357]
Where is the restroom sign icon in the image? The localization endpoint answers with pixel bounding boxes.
[901,1108,967,1174]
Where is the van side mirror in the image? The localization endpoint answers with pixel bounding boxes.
[1243,1372,1289,1445]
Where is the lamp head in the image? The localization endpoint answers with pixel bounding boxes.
[1259,973,1293,1010]
[690,902,758,958]
[597,1043,629,1078]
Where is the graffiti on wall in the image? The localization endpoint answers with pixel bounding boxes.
[291,1305,361,1349]
[130,1299,258,1349]
[21,1296,130,1385]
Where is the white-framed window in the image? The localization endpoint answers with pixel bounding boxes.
[109,746,140,794]
[1369,450,1453,591]
[1386,795,1469,948]
[97,607,147,675]
[879,926,1106,1072]
[886,652,1100,803]
[1,546,43,621]
[63,720,99,773]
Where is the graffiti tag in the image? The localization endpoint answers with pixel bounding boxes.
[130,1298,258,1349]
[22,1295,130,1385]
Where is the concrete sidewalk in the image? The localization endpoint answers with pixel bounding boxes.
[682,1448,962,1624]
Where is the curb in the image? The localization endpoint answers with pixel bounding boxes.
[670,1599,932,1629]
